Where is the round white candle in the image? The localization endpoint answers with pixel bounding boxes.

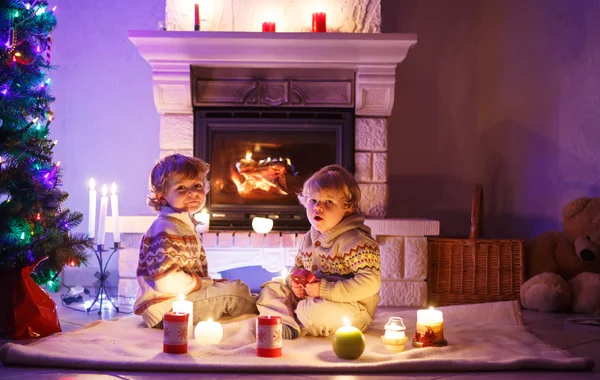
[96,185,108,246]
[194,318,223,345]
[110,182,120,243]
[272,268,288,283]
[172,294,194,339]
[417,307,443,325]
[194,209,210,233]
[252,217,273,234]
[88,178,97,240]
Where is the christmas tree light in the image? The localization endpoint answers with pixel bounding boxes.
[1,0,89,291]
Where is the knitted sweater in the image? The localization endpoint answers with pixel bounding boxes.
[133,206,213,327]
[287,213,381,317]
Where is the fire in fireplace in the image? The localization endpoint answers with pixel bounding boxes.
[194,108,354,230]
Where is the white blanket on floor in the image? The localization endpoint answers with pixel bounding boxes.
[0,301,594,373]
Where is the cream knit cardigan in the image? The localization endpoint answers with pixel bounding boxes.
[288,213,381,317]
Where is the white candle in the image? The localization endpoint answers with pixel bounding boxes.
[96,185,108,246]
[110,182,120,244]
[384,329,406,340]
[88,178,97,240]
[272,268,288,283]
[194,209,210,233]
[417,307,443,325]
[252,217,273,234]
[194,318,223,345]
[173,293,194,339]
[414,306,446,347]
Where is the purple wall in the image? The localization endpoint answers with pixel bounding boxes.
[51,0,163,228]
[51,0,600,242]
[383,0,600,238]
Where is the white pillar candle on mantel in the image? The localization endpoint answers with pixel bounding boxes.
[173,293,194,339]
[110,182,120,244]
[194,209,210,233]
[88,178,97,240]
[194,318,223,345]
[96,184,108,247]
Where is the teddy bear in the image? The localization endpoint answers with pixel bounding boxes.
[520,197,600,313]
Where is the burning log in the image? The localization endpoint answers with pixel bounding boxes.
[231,153,295,196]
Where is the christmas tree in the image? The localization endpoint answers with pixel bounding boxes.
[0,0,89,292]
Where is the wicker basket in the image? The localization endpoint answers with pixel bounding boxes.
[427,185,525,306]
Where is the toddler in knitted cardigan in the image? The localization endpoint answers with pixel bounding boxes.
[134,154,257,328]
[257,164,381,339]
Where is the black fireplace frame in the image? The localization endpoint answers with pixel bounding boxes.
[194,107,354,231]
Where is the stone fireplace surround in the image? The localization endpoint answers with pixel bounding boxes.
[109,28,440,308]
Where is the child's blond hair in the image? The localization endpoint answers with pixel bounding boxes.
[297,164,361,213]
[147,154,210,212]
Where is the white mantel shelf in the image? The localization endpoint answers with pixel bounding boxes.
[128,31,417,66]
[128,31,417,115]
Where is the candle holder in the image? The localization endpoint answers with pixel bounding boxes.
[85,240,122,315]
[381,317,408,352]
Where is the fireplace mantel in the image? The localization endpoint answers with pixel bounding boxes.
[128,31,417,116]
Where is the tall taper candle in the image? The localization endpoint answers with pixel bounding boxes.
[96,184,108,247]
[194,3,200,31]
[110,182,120,244]
[88,178,97,240]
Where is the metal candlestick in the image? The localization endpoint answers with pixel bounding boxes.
[86,241,121,315]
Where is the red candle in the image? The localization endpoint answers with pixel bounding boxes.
[256,315,282,357]
[194,3,200,31]
[163,311,189,354]
[262,22,276,32]
[312,12,326,32]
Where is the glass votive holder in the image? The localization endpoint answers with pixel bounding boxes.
[381,317,408,352]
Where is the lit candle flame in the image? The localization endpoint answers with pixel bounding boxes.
[89,178,95,191]
[178,294,184,302]
[111,182,117,195]
[101,184,107,197]
[343,317,350,327]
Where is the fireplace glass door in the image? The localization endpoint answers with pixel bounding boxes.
[194,109,353,230]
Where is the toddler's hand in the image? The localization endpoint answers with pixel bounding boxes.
[290,280,306,299]
[305,281,320,298]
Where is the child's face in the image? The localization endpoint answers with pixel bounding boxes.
[304,190,349,233]
[158,176,206,214]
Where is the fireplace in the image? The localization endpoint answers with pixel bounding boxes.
[194,108,354,230]
[121,7,435,309]
[128,30,418,219]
